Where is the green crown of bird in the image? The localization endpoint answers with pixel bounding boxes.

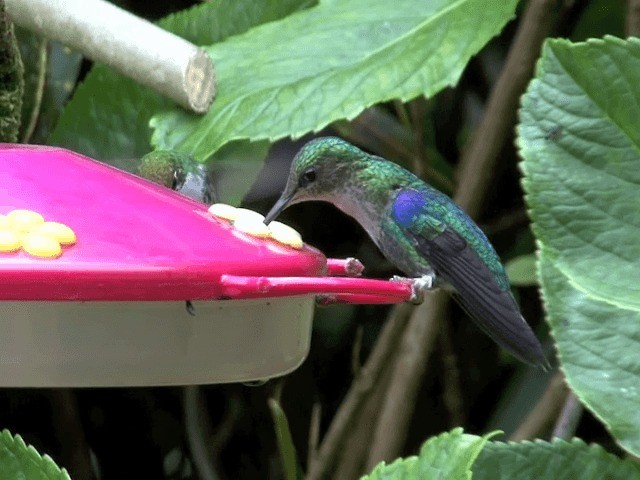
[264,137,546,367]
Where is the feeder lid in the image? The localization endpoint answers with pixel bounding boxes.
[0,144,328,301]
[0,144,414,304]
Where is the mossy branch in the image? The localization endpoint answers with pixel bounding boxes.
[0,0,23,142]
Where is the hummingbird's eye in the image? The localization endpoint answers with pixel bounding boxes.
[171,171,180,190]
[299,168,317,187]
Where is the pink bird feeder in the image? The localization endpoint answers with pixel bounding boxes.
[0,144,413,387]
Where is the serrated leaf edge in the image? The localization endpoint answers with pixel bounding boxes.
[1,429,72,480]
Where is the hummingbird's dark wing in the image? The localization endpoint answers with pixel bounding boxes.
[410,227,546,367]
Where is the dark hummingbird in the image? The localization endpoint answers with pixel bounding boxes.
[264,137,546,366]
[138,150,218,204]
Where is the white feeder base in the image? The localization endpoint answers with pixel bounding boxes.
[0,297,314,387]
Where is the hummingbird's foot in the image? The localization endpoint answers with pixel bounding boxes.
[390,273,437,304]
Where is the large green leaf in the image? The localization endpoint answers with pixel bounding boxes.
[150,0,519,159]
[518,36,640,455]
[48,0,314,160]
[473,438,640,480]
[49,65,165,160]
[538,249,640,456]
[162,0,316,46]
[0,430,71,480]
[519,36,640,310]
[362,428,495,480]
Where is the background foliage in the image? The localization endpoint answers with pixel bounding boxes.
[3,0,639,479]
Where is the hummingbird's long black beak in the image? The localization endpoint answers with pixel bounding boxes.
[264,192,294,225]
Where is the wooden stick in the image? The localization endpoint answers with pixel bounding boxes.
[6,0,215,113]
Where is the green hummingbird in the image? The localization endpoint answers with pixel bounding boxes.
[264,137,546,367]
[138,150,217,204]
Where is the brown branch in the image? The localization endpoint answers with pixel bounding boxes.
[333,107,416,161]
[351,325,364,377]
[551,390,584,440]
[393,100,412,129]
[48,389,97,480]
[333,107,455,193]
[408,97,428,178]
[21,37,47,143]
[307,402,322,468]
[626,0,640,37]
[305,303,412,480]
[439,320,465,426]
[510,372,569,441]
[333,362,395,480]
[211,393,241,450]
[455,0,556,218]
[365,294,446,470]
[184,386,222,480]
[364,0,558,467]
[480,208,529,236]
[185,387,240,480]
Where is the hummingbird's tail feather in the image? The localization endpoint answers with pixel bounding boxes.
[450,291,547,367]
[416,228,547,367]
